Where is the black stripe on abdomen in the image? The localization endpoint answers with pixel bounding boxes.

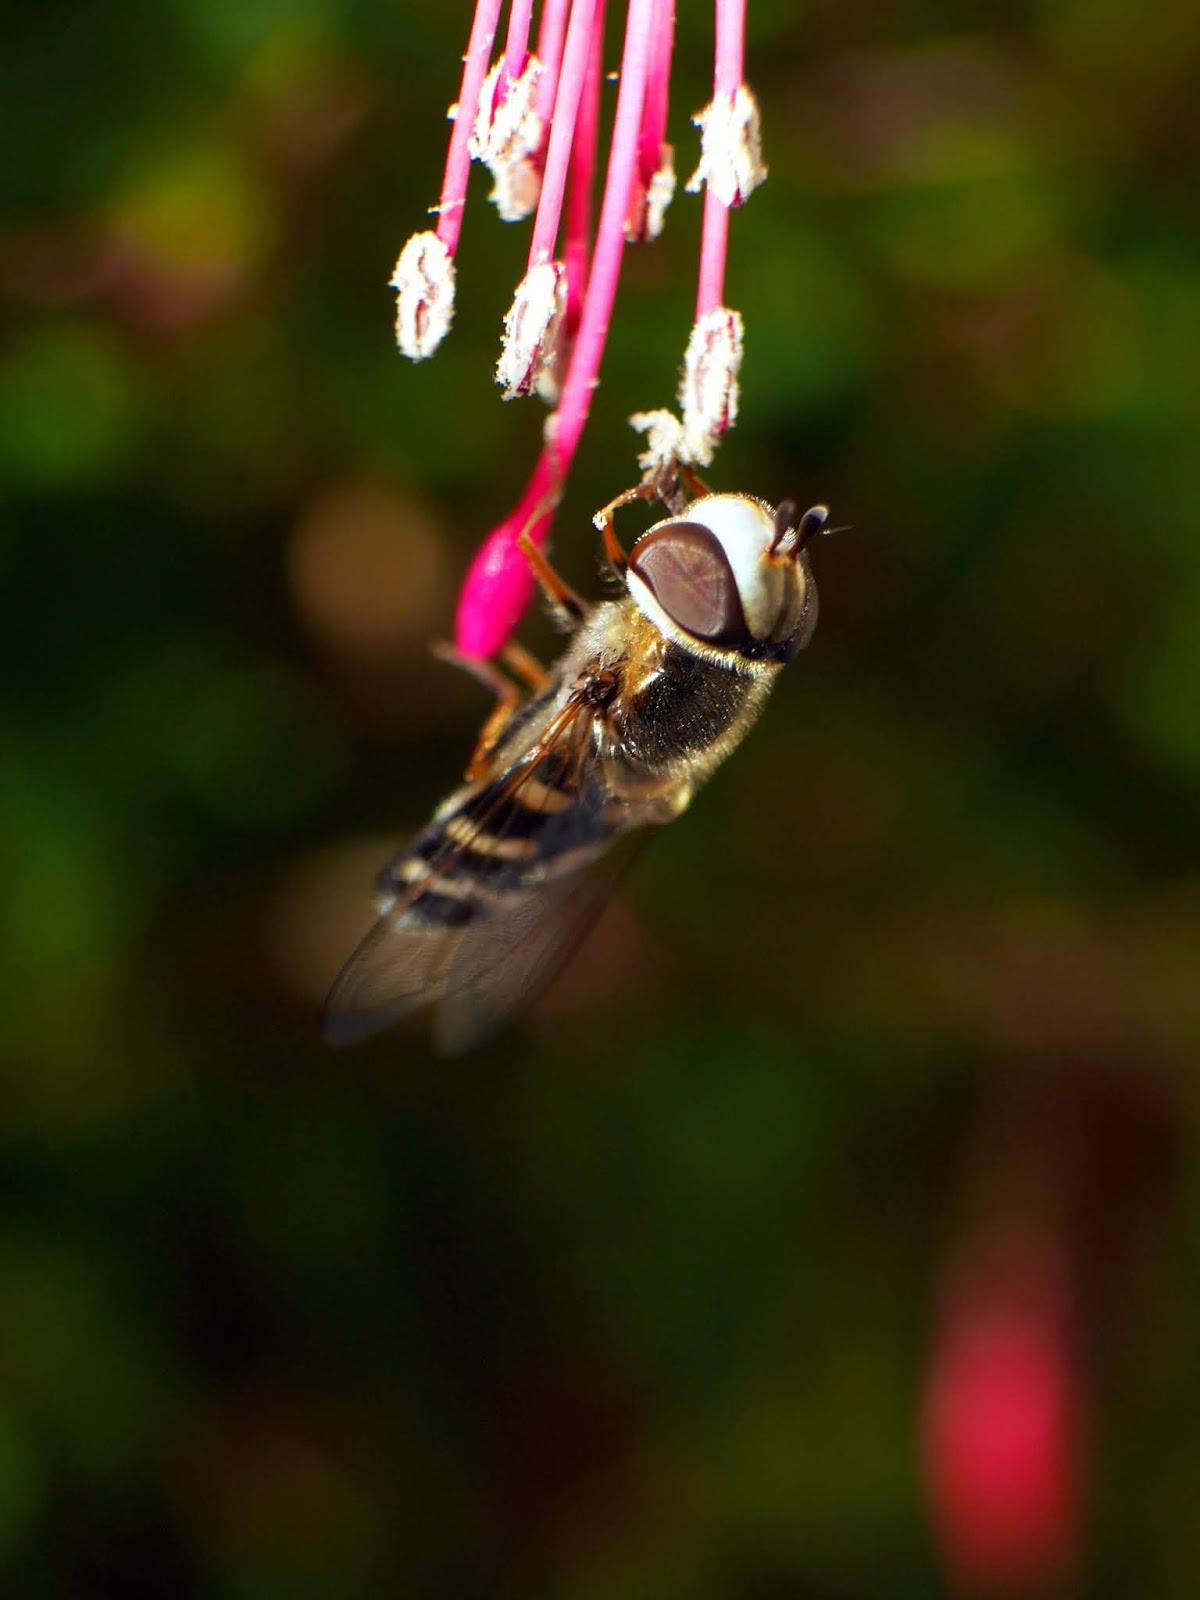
[408,888,479,928]
[376,766,614,908]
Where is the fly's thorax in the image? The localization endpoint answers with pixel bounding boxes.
[624,493,818,668]
[608,636,774,789]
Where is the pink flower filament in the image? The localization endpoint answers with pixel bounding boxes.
[394,0,764,659]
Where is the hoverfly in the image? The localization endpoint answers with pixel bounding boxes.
[325,480,827,1052]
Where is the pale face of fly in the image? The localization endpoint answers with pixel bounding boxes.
[624,493,821,667]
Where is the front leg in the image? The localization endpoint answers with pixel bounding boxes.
[432,642,524,780]
[592,483,658,574]
[677,462,712,502]
[501,641,551,694]
[518,533,587,629]
[591,470,708,573]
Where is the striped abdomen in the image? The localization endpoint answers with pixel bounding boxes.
[376,741,615,931]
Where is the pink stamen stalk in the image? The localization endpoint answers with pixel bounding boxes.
[502,0,537,83]
[695,0,743,316]
[714,0,746,98]
[393,0,508,357]
[495,0,602,399]
[686,0,765,217]
[434,0,505,256]
[563,0,605,334]
[472,0,548,223]
[534,0,572,123]
[457,0,659,657]
[551,0,657,465]
[680,0,760,460]
[627,0,675,240]
[526,0,601,268]
[640,0,674,181]
[695,184,730,319]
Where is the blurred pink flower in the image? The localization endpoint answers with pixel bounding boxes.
[921,1239,1082,1597]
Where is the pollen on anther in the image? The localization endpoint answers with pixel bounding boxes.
[629,409,688,476]
[679,307,744,465]
[391,231,456,361]
[497,260,567,399]
[645,148,677,239]
[686,85,767,209]
[627,144,677,243]
[470,57,546,222]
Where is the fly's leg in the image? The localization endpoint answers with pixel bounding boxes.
[501,640,551,694]
[432,641,519,699]
[620,459,708,518]
[590,465,710,571]
[599,518,627,573]
[432,642,524,781]
[592,484,656,574]
[678,462,712,502]
[518,533,587,628]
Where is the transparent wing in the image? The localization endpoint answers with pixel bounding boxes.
[323,916,467,1047]
[323,691,650,1050]
[431,832,647,1054]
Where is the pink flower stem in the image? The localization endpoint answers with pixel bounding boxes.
[695,186,729,318]
[552,0,657,465]
[714,0,745,95]
[638,0,674,186]
[693,0,744,318]
[563,0,605,331]
[454,455,554,658]
[502,0,536,83]
[534,0,572,122]
[526,0,600,267]
[455,0,658,658]
[434,0,505,256]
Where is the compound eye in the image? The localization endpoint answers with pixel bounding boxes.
[629,520,747,645]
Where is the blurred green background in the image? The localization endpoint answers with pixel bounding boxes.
[3,0,1200,1594]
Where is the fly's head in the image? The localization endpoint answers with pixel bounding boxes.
[625,493,824,666]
